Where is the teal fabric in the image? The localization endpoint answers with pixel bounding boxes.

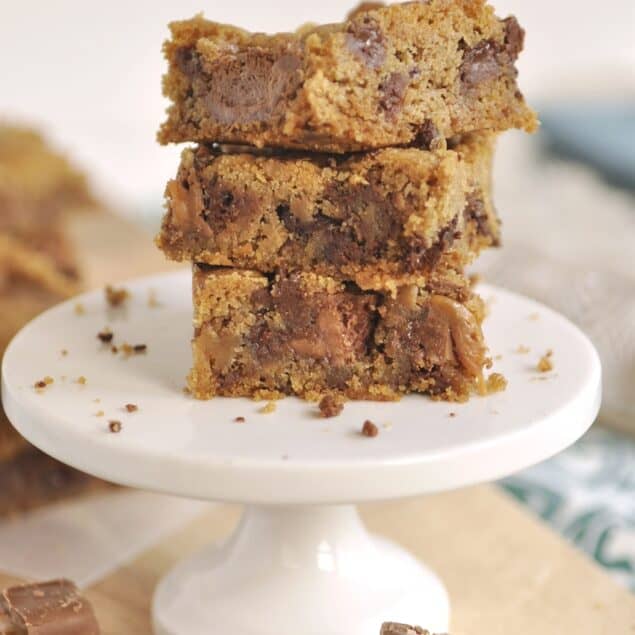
[501,428,635,591]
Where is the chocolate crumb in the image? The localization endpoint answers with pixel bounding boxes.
[486,372,508,393]
[259,401,277,414]
[111,345,118,354]
[234,416,246,423]
[449,412,457,418]
[133,344,147,353]
[318,394,344,418]
[361,420,379,437]
[108,420,122,433]
[34,380,47,390]
[105,285,129,307]
[97,329,113,344]
[125,404,138,413]
[537,352,554,373]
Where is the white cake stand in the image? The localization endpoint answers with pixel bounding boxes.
[2,270,601,635]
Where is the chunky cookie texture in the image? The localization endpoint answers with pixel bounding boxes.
[158,133,498,284]
[189,266,488,401]
[158,1,537,151]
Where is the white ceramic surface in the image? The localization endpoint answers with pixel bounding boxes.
[1,270,601,635]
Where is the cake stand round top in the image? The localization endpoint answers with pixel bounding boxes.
[2,270,601,505]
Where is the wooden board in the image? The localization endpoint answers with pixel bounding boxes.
[2,213,633,634]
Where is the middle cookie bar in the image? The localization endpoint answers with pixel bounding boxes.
[159,133,498,286]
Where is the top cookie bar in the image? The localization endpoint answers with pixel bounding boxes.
[159,0,537,152]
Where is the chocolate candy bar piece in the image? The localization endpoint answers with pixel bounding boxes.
[0,579,100,634]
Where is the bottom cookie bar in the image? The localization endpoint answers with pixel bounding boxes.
[189,266,489,402]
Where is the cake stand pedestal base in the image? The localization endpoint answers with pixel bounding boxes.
[152,505,449,635]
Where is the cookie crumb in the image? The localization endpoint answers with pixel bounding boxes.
[361,420,379,438]
[125,403,138,413]
[486,372,508,393]
[74,303,85,316]
[529,312,540,321]
[259,401,277,414]
[182,386,191,395]
[97,328,113,344]
[95,410,104,417]
[234,416,246,424]
[494,354,503,361]
[108,420,122,433]
[516,345,530,354]
[76,376,87,385]
[105,285,129,307]
[111,345,118,354]
[318,394,344,418]
[449,412,457,418]
[382,421,393,431]
[537,351,554,373]
[133,344,147,354]
[61,349,68,357]
[468,273,482,287]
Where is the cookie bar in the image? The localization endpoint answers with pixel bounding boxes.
[189,265,489,401]
[158,1,537,151]
[0,235,80,462]
[0,124,95,246]
[158,133,498,284]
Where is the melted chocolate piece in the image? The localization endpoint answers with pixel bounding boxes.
[379,72,409,119]
[346,16,386,68]
[503,16,524,58]
[0,580,100,634]
[204,49,302,124]
[459,16,524,89]
[413,119,442,151]
[459,39,501,88]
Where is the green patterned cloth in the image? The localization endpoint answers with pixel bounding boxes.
[501,427,635,591]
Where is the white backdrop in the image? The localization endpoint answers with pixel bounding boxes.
[0,0,633,208]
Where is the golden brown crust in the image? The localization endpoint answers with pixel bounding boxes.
[159,1,537,151]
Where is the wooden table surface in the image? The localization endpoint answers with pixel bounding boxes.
[2,213,633,634]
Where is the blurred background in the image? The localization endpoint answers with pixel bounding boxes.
[1,0,634,592]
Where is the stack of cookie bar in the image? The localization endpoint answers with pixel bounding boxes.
[0,124,105,514]
[157,1,537,402]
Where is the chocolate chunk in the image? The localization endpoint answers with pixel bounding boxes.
[204,49,302,124]
[174,46,200,77]
[463,193,493,239]
[379,72,408,119]
[405,218,457,272]
[346,17,386,68]
[413,119,442,150]
[459,39,500,88]
[0,579,100,634]
[503,16,524,59]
